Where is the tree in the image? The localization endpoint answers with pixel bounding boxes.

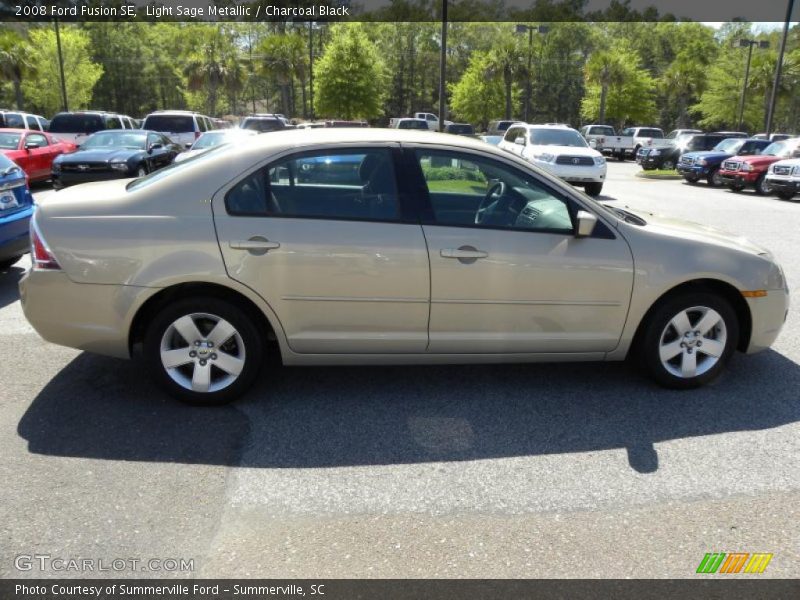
[22,26,102,115]
[581,43,657,127]
[314,24,388,120]
[488,37,525,120]
[0,28,33,110]
[257,31,308,117]
[449,50,511,129]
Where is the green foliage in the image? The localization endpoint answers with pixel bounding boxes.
[314,24,389,121]
[422,165,486,182]
[449,50,519,129]
[22,26,102,116]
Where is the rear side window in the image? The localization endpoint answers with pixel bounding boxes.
[26,115,42,131]
[226,149,399,222]
[2,113,25,128]
[143,115,195,133]
[105,116,121,129]
[50,114,104,134]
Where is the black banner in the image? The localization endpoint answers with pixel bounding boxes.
[0,0,797,22]
[3,579,800,600]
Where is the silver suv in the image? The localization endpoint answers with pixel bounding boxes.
[142,110,214,147]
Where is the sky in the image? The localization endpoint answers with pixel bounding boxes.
[703,22,794,32]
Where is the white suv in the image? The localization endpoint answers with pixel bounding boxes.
[142,110,214,147]
[766,157,800,200]
[499,123,607,196]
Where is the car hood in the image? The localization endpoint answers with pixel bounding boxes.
[768,158,800,169]
[57,148,143,163]
[735,154,782,166]
[621,206,768,256]
[530,145,601,157]
[681,150,732,161]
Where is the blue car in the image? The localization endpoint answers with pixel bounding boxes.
[677,138,771,187]
[0,154,34,269]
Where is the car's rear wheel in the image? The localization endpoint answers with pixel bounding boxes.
[707,168,723,187]
[729,183,745,192]
[584,182,603,197]
[143,297,263,405]
[776,190,796,200]
[640,292,738,389]
[755,173,771,196]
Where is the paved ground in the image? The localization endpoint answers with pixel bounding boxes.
[1,162,798,578]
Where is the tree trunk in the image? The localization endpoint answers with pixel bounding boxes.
[504,66,512,120]
[13,78,23,110]
[599,83,608,124]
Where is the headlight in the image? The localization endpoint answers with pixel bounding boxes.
[793,166,800,175]
[533,153,555,162]
[110,162,129,172]
[698,159,707,166]
[650,149,661,156]
[740,163,753,172]
[593,156,606,165]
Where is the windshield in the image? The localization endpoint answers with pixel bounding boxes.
[761,141,790,156]
[0,132,21,149]
[83,131,147,150]
[193,132,228,149]
[0,153,20,173]
[713,138,744,153]
[529,128,588,147]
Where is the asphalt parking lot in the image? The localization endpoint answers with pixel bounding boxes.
[1,161,798,578]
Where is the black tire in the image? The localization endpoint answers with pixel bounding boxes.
[638,292,739,389]
[584,182,603,197]
[776,190,796,201]
[755,173,771,196]
[0,254,23,270]
[661,158,676,170]
[143,296,264,405]
[616,152,625,162]
[684,176,699,185]
[706,168,722,187]
[136,164,148,178]
[728,184,744,192]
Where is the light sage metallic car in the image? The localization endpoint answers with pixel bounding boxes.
[20,129,789,404]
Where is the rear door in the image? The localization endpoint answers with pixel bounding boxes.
[212,145,431,354]
[409,146,634,354]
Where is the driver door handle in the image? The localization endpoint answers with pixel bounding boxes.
[441,247,488,259]
[230,239,280,250]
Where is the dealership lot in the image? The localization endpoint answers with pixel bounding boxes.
[1,160,798,578]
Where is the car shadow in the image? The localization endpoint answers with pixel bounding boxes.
[0,263,25,310]
[17,349,800,474]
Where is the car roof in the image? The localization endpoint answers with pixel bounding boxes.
[0,128,36,134]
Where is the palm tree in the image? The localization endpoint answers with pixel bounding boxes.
[0,29,33,110]
[584,48,627,124]
[487,39,524,120]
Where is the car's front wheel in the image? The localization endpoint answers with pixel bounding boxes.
[661,158,675,170]
[584,182,603,197]
[755,173,771,196]
[640,292,738,389]
[143,297,263,405]
[776,189,796,201]
[707,168,723,187]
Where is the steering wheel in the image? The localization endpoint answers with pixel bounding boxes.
[474,181,506,225]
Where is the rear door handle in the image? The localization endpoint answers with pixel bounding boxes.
[440,246,488,260]
[229,238,280,253]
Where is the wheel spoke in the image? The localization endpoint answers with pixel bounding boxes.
[694,309,722,336]
[659,339,683,362]
[207,318,237,347]
[699,338,725,358]
[172,315,203,345]
[681,351,697,378]
[670,311,692,336]
[214,351,244,376]
[161,348,193,369]
[191,362,211,393]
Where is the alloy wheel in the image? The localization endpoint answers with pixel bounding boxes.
[658,306,727,379]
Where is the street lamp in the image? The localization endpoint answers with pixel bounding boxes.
[515,24,549,123]
[736,38,770,131]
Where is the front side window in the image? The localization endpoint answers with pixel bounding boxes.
[416,150,573,233]
[226,149,399,222]
[26,133,48,147]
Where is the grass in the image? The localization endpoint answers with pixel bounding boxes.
[426,180,487,194]
[636,169,682,180]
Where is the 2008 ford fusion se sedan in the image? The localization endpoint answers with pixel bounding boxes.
[20,129,789,404]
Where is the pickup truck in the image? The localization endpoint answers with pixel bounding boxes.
[389,113,452,131]
[599,126,665,161]
[579,124,616,152]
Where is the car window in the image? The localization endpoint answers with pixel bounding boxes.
[638,128,663,138]
[415,149,573,233]
[143,115,195,133]
[105,116,122,129]
[226,149,400,222]
[26,133,48,147]
[3,113,25,128]
[49,114,105,134]
[25,115,42,131]
[241,117,283,133]
[147,133,161,147]
[0,132,21,149]
[529,128,587,147]
[621,128,634,136]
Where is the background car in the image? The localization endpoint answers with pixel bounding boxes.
[444,123,478,137]
[52,129,181,189]
[20,129,789,405]
[0,129,77,182]
[498,123,606,196]
[765,158,800,200]
[0,110,49,132]
[48,111,129,145]
[677,138,771,186]
[240,115,289,133]
[393,118,429,130]
[0,154,34,269]
[718,137,800,195]
[641,133,739,171]
[174,128,258,163]
[479,135,503,146]
[141,110,214,147]
[486,120,516,136]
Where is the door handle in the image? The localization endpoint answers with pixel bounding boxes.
[440,246,488,259]
[229,238,280,252]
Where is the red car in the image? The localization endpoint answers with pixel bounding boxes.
[717,137,800,195]
[0,129,77,182]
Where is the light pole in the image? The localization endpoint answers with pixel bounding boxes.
[309,22,314,121]
[736,38,769,132]
[54,17,68,112]
[438,0,448,132]
[515,24,548,123]
[765,0,795,136]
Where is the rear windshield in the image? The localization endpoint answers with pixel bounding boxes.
[241,117,284,133]
[398,120,428,130]
[143,115,195,133]
[447,124,475,135]
[589,126,615,136]
[49,114,105,134]
[0,113,25,128]
[638,128,664,138]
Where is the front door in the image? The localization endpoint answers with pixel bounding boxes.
[410,147,634,354]
[213,146,430,354]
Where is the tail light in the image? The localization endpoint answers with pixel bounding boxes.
[30,218,61,270]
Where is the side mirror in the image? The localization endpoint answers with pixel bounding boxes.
[25,142,40,150]
[589,139,597,148]
[184,142,193,149]
[148,142,163,153]
[575,210,597,238]
[514,137,526,146]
